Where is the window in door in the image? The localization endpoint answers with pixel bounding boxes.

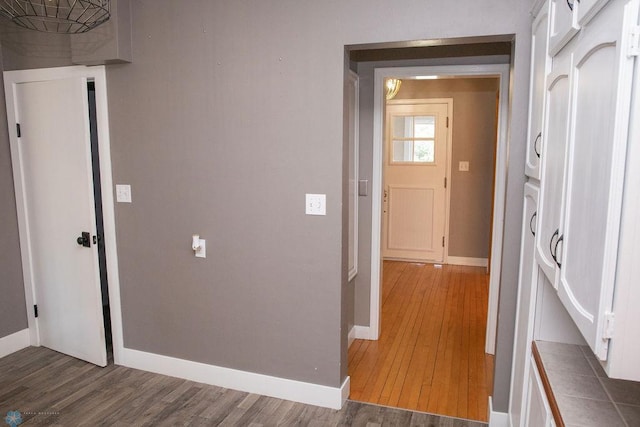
[391,115,436,163]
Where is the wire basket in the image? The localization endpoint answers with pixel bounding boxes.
[0,0,110,34]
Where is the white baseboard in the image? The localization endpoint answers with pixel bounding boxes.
[447,256,489,268]
[348,326,356,348]
[489,396,509,427]
[119,347,349,410]
[354,325,374,340]
[0,329,30,358]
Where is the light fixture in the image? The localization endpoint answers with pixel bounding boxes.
[0,0,110,34]
[415,75,439,80]
[385,78,402,100]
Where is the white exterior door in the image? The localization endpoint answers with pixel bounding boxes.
[13,77,107,366]
[382,100,450,263]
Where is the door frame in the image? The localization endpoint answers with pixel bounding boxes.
[4,65,125,364]
[382,98,453,264]
[368,64,510,355]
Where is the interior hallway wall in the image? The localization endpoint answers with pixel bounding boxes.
[0,0,532,413]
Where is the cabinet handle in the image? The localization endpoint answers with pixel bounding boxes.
[567,0,574,11]
[550,228,560,262]
[534,132,541,158]
[554,234,564,268]
[530,212,537,237]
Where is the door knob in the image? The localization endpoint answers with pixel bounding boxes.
[76,231,91,248]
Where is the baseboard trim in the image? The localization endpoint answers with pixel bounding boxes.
[354,325,374,340]
[0,329,30,358]
[119,347,349,409]
[488,396,509,427]
[348,326,356,348]
[447,256,488,268]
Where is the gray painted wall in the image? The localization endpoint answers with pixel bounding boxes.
[0,0,532,413]
[393,78,499,259]
[0,44,27,339]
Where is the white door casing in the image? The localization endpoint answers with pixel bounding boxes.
[4,66,124,365]
[382,100,451,263]
[368,64,509,354]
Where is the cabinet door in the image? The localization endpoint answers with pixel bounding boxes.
[557,0,639,361]
[525,1,551,180]
[509,183,540,427]
[524,358,553,427]
[578,0,610,25]
[549,0,580,55]
[535,51,571,285]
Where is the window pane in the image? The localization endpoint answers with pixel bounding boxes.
[414,116,435,138]
[393,140,414,162]
[392,116,414,138]
[413,140,435,162]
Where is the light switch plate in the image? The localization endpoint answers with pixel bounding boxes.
[459,161,470,172]
[116,184,132,203]
[306,194,326,215]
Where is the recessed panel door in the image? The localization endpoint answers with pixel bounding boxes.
[15,77,107,366]
[382,101,449,263]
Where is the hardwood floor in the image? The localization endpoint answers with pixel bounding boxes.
[348,261,494,422]
[0,346,487,426]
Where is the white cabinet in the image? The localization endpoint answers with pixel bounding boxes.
[535,50,571,285]
[548,0,580,55]
[525,1,551,180]
[556,0,639,362]
[509,183,540,427]
[523,0,640,381]
[524,357,555,427]
[577,0,611,25]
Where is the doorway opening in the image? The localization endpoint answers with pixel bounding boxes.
[344,38,512,422]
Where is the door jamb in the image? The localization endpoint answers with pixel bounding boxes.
[383,98,453,264]
[4,65,125,364]
[368,64,509,356]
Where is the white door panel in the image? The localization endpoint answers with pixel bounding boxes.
[382,101,450,262]
[16,77,107,366]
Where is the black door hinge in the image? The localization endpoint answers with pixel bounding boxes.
[16,123,21,137]
[446,117,449,128]
[34,304,38,318]
[442,236,445,247]
[444,177,447,188]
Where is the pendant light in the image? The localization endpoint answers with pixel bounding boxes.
[0,0,110,34]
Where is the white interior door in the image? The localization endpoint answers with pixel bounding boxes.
[15,77,107,366]
[382,100,450,263]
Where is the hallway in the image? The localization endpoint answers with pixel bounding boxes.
[348,261,494,422]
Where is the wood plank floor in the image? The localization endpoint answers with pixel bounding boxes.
[0,346,487,426]
[348,261,494,422]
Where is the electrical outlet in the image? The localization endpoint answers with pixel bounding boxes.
[459,161,470,172]
[305,194,326,215]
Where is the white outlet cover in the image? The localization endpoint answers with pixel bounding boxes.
[305,194,326,215]
[116,184,132,203]
[459,161,470,172]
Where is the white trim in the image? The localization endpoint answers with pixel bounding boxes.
[447,257,489,268]
[347,70,359,281]
[489,396,510,427]
[119,347,349,410]
[371,64,510,354]
[0,329,30,358]
[353,325,374,340]
[3,66,124,364]
[348,325,356,348]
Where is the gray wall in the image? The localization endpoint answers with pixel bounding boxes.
[0,0,532,413]
[0,44,27,339]
[393,78,499,259]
